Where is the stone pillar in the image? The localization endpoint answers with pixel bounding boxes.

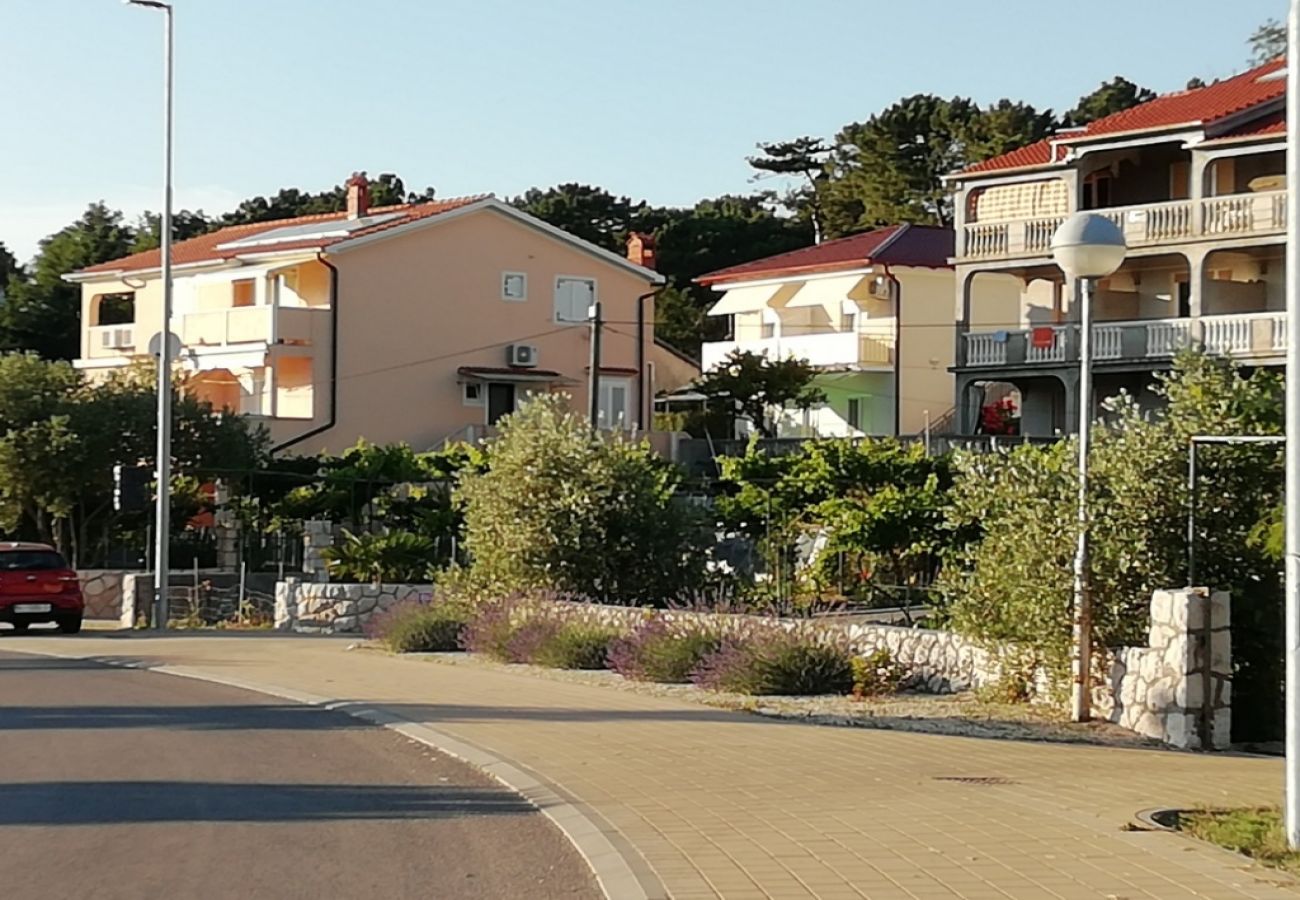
[120,573,144,629]
[274,577,300,631]
[1117,588,1231,750]
[213,481,240,571]
[301,520,333,584]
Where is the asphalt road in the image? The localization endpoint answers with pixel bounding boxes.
[0,647,600,900]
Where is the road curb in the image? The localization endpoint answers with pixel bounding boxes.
[4,645,664,900]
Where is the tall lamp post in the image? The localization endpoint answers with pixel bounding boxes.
[125,0,174,630]
[1050,212,1127,723]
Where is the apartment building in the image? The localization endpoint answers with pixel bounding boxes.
[948,59,1286,434]
[69,175,697,454]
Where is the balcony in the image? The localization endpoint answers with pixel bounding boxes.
[960,191,1288,263]
[961,312,1286,369]
[179,306,329,350]
[701,327,895,373]
[86,324,137,359]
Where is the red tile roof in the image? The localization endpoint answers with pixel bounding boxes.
[964,59,1286,175]
[695,224,954,285]
[78,196,489,276]
[1204,110,1285,143]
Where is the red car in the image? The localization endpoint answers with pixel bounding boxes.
[0,543,83,634]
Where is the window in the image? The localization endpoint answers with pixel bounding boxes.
[463,382,484,406]
[847,398,863,431]
[555,277,595,323]
[760,309,778,340]
[598,378,632,430]
[233,279,256,308]
[502,272,527,302]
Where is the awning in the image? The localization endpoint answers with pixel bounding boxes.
[707,283,784,317]
[783,275,871,309]
[457,366,577,384]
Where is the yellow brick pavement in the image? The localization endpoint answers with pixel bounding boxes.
[24,633,1300,900]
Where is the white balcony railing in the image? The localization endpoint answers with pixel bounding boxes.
[179,306,329,349]
[87,323,136,357]
[962,312,1286,368]
[701,326,895,372]
[961,190,1288,261]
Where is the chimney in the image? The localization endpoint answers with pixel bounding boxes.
[346,171,370,220]
[626,232,657,270]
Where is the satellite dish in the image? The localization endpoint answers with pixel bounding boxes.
[146,331,183,359]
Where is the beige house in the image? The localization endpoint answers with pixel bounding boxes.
[69,176,697,454]
[948,59,1286,435]
[696,225,1016,437]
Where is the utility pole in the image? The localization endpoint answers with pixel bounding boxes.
[588,301,603,430]
[1284,0,1300,848]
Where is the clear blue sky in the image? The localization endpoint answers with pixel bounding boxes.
[0,0,1284,261]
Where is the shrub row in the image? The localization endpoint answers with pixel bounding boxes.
[370,594,907,697]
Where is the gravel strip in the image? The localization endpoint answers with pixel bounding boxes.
[362,647,1166,749]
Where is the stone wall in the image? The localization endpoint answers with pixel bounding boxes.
[275,580,433,634]
[271,580,1230,749]
[78,570,129,621]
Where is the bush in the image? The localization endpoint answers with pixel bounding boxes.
[323,529,435,584]
[532,623,621,670]
[460,593,622,668]
[455,394,707,604]
[367,598,470,653]
[608,616,724,683]
[850,649,907,698]
[691,624,854,695]
[459,594,531,660]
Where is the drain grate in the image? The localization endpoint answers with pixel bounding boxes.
[933,776,1017,786]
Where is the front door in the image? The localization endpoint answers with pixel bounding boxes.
[487,383,516,425]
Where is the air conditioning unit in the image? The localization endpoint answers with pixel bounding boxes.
[507,344,539,368]
[868,275,894,302]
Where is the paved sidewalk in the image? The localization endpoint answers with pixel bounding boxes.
[11,633,1297,900]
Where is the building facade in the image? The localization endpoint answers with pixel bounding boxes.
[697,225,1018,438]
[949,60,1286,435]
[70,177,694,454]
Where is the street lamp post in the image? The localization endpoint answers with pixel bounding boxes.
[125,0,174,630]
[1050,212,1127,723]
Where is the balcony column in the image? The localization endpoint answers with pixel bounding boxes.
[1059,368,1081,436]
[1190,151,1212,238]
[955,375,981,434]
[267,274,280,346]
[954,268,976,368]
[1186,247,1209,348]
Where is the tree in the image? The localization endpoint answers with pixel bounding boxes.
[938,353,1283,738]
[1063,77,1157,127]
[0,203,135,359]
[511,184,643,252]
[1250,19,1286,65]
[0,354,268,562]
[0,242,20,294]
[220,173,436,227]
[748,136,832,242]
[456,393,706,603]
[823,94,1056,236]
[129,209,217,253]
[695,350,826,438]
